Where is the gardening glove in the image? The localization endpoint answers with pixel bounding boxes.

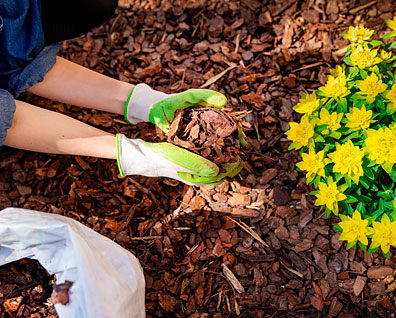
[116,134,243,186]
[124,83,227,133]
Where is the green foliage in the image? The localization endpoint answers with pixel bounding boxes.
[287,20,396,257]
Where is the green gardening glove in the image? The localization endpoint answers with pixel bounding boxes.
[116,134,243,186]
[124,84,227,132]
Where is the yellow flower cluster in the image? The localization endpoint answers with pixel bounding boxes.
[342,24,374,44]
[350,45,381,69]
[296,149,326,183]
[385,84,396,113]
[365,127,396,173]
[320,74,349,99]
[339,210,372,246]
[314,178,346,214]
[285,116,314,150]
[328,140,365,184]
[386,16,396,31]
[287,17,396,255]
[356,73,387,103]
[293,92,319,115]
[345,105,375,131]
[338,211,396,255]
[317,108,343,134]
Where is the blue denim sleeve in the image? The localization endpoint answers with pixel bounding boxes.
[0,89,15,146]
[7,43,61,97]
[0,43,61,146]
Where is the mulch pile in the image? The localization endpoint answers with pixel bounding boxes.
[0,259,57,318]
[163,108,241,166]
[1,0,396,317]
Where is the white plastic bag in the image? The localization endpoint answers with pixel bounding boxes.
[0,207,145,318]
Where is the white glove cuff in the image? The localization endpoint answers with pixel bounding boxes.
[125,83,170,124]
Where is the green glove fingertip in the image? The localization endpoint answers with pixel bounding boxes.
[143,141,219,177]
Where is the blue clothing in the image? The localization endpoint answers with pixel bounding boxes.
[0,0,60,145]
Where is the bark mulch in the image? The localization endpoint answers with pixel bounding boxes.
[1,0,396,317]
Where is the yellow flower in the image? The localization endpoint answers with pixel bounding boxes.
[380,50,392,62]
[364,127,396,173]
[370,214,396,255]
[285,116,315,150]
[296,149,326,183]
[320,75,350,99]
[293,92,320,115]
[328,140,364,184]
[385,83,396,114]
[317,108,343,134]
[356,73,387,103]
[342,24,374,44]
[329,65,345,78]
[350,45,382,69]
[345,105,375,131]
[314,178,346,213]
[338,210,373,246]
[386,16,396,31]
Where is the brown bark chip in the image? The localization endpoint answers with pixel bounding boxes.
[164,108,241,167]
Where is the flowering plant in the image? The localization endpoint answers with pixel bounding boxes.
[286,18,396,257]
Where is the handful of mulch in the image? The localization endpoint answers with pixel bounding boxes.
[163,108,244,167]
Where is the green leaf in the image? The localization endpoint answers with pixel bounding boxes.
[348,67,359,79]
[368,246,379,254]
[346,241,357,249]
[359,69,368,79]
[382,30,396,40]
[344,175,352,188]
[383,250,390,258]
[359,177,370,189]
[325,207,332,218]
[329,131,342,139]
[376,98,385,110]
[368,40,383,47]
[363,166,375,180]
[343,56,353,66]
[337,97,348,112]
[313,175,321,188]
[357,202,366,214]
[384,41,396,50]
[344,195,358,203]
[390,209,396,222]
[333,223,342,232]
[358,241,367,252]
[314,134,326,143]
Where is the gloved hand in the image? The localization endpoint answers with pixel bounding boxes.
[116,134,243,186]
[124,84,227,132]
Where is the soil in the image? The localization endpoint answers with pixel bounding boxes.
[1,0,396,317]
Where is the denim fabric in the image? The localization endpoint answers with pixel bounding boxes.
[0,1,61,145]
[0,0,45,83]
[0,89,16,146]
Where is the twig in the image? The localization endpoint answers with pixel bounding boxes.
[130,236,162,240]
[291,62,325,73]
[350,0,377,14]
[161,105,171,127]
[227,216,269,248]
[280,260,304,279]
[200,63,237,88]
[221,263,244,293]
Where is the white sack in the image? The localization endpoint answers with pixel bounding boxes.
[0,207,145,318]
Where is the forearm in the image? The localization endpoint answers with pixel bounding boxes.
[4,100,117,159]
[27,56,134,115]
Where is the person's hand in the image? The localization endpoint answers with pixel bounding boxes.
[124,84,227,132]
[116,134,242,186]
